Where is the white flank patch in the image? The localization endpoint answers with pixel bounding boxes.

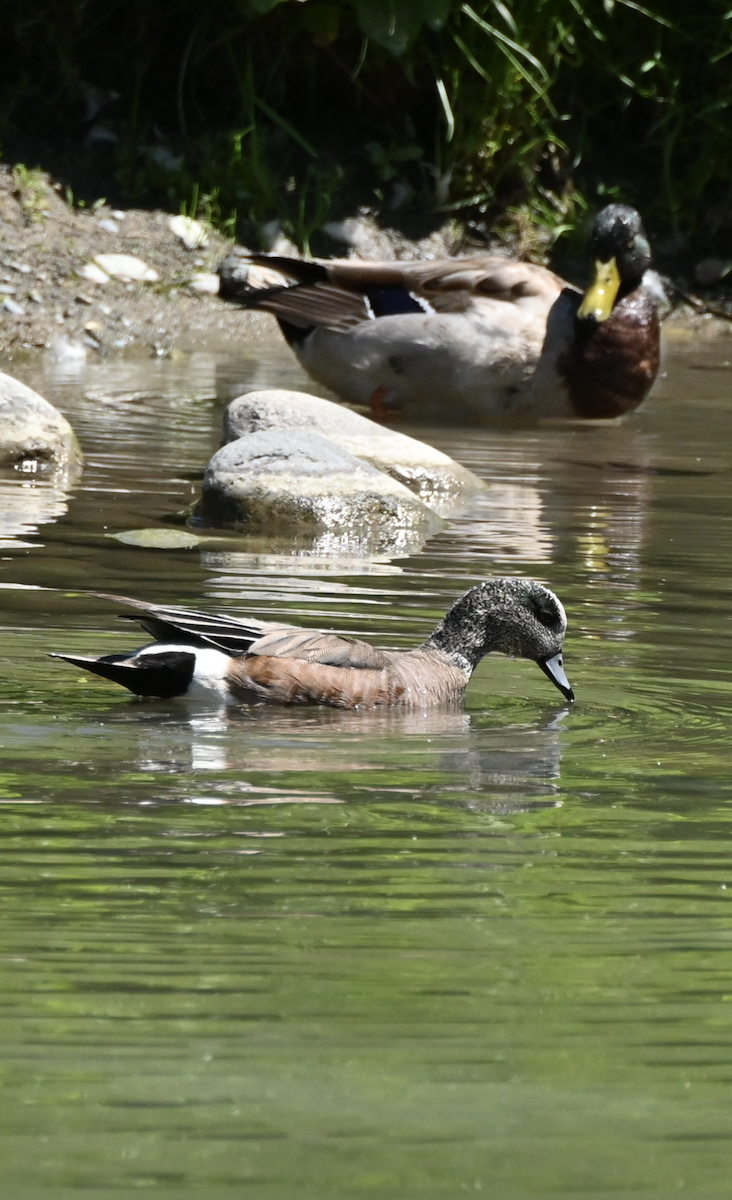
[135,643,233,701]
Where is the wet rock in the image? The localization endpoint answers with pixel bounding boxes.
[195,429,442,552]
[694,257,732,287]
[316,210,460,261]
[223,388,484,517]
[0,370,82,470]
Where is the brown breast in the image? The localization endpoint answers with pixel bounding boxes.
[226,648,470,710]
[560,287,660,419]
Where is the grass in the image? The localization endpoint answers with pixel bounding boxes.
[10,163,49,224]
[1,0,732,253]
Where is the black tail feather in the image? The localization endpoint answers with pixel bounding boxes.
[51,651,196,698]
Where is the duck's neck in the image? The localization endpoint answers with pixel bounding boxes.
[561,281,660,418]
[423,605,496,676]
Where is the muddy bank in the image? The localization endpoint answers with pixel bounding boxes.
[0,166,465,362]
[0,165,262,360]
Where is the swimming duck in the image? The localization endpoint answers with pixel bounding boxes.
[218,204,660,423]
[51,579,573,708]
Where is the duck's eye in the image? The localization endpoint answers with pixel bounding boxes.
[534,606,556,628]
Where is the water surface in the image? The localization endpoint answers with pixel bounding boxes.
[1,325,732,1196]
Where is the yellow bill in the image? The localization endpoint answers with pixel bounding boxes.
[577,256,621,322]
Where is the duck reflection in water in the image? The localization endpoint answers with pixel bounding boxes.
[119,703,569,816]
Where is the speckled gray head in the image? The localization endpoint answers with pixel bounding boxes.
[427,577,574,702]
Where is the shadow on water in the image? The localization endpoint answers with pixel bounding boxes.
[1,327,732,1194]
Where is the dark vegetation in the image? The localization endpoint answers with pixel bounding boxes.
[2,0,732,259]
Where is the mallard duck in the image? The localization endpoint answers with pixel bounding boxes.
[51,578,573,708]
[218,204,660,423]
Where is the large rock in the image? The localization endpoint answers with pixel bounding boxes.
[0,371,81,471]
[223,388,484,516]
[194,430,443,553]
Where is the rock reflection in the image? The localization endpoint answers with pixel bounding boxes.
[448,480,552,562]
[0,476,74,548]
[202,547,402,581]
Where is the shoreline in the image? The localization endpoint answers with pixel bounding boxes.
[2,166,731,367]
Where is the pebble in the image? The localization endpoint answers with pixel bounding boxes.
[81,262,112,285]
[0,284,17,294]
[188,273,219,294]
[96,219,119,234]
[2,297,25,315]
[75,293,94,305]
[81,254,159,284]
[168,215,208,250]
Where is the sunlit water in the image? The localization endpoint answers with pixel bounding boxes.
[1,323,732,1197]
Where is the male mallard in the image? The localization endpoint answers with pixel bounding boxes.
[218,204,660,423]
[51,579,573,708]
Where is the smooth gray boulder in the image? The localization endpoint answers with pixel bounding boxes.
[0,371,81,470]
[195,430,443,552]
[223,388,484,516]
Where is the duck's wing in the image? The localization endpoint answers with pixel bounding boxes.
[94,594,392,669]
[94,593,296,656]
[246,626,393,670]
[218,249,566,331]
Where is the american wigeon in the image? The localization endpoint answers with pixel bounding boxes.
[52,578,573,708]
[218,204,660,423]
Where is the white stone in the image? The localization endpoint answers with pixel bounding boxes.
[188,272,220,294]
[169,215,209,250]
[80,263,111,284]
[83,254,159,283]
[1,297,24,315]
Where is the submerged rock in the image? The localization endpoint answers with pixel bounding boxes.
[0,371,82,471]
[195,429,442,554]
[223,388,484,516]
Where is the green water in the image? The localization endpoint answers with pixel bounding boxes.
[2,327,732,1197]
